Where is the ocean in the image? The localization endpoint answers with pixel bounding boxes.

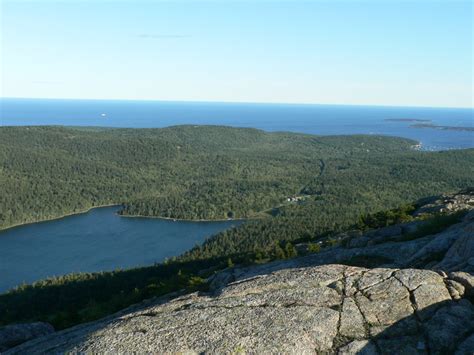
[1,98,472,150]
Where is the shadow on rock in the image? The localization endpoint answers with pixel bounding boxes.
[351,298,474,354]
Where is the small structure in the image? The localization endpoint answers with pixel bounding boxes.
[286,195,306,203]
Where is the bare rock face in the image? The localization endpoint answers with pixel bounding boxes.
[433,214,474,273]
[0,322,54,352]
[414,189,474,216]
[6,264,474,354]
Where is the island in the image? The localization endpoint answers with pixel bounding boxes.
[410,123,474,132]
[385,118,432,122]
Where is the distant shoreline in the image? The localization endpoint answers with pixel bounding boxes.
[385,118,432,123]
[0,204,120,233]
[410,123,474,132]
[0,205,249,232]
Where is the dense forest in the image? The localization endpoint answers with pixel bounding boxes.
[1,125,473,329]
[1,125,472,231]
[180,148,474,261]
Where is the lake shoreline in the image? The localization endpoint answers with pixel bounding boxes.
[0,205,251,233]
[0,204,120,233]
[0,204,241,293]
[119,213,251,223]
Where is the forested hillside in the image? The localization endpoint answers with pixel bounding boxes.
[0,125,473,233]
[181,148,474,261]
[1,125,473,330]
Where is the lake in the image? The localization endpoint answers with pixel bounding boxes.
[1,98,473,150]
[0,206,240,293]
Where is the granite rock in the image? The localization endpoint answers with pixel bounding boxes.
[6,265,474,354]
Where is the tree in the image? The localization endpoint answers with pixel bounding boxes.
[284,242,297,258]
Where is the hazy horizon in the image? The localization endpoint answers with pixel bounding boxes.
[1,0,472,108]
[1,96,473,110]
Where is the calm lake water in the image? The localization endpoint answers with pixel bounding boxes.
[1,98,473,150]
[0,206,240,293]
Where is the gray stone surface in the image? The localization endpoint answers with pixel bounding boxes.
[6,264,474,354]
[0,322,54,352]
[434,225,474,273]
[338,339,378,355]
[448,272,474,300]
[414,189,474,216]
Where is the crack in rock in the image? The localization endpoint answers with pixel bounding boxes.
[393,274,430,354]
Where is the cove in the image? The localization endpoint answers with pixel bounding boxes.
[0,206,241,293]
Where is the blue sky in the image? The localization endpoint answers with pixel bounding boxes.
[1,0,472,107]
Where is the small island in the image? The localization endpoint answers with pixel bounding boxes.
[385,118,432,123]
[410,123,474,132]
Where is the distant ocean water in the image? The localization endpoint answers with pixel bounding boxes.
[1,98,472,150]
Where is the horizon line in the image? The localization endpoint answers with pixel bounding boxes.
[1,96,472,110]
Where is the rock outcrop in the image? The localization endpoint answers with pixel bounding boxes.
[414,189,474,216]
[290,208,474,275]
[6,264,474,354]
[5,190,474,353]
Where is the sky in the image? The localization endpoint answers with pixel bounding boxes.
[0,0,472,108]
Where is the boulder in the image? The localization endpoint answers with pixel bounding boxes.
[448,272,474,301]
[0,322,54,352]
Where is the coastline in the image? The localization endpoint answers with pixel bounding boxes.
[0,205,251,232]
[410,141,422,150]
[410,123,474,132]
[0,204,120,233]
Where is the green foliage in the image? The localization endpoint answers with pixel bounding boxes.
[0,257,227,330]
[272,242,287,260]
[187,276,208,292]
[3,125,469,230]
[357,204,416,230]
[5,125,471,260]
[307,242,321,253]
[403,210,467,241]
[284,242,298,258]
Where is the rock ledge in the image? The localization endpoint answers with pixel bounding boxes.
[6,264,474,354]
